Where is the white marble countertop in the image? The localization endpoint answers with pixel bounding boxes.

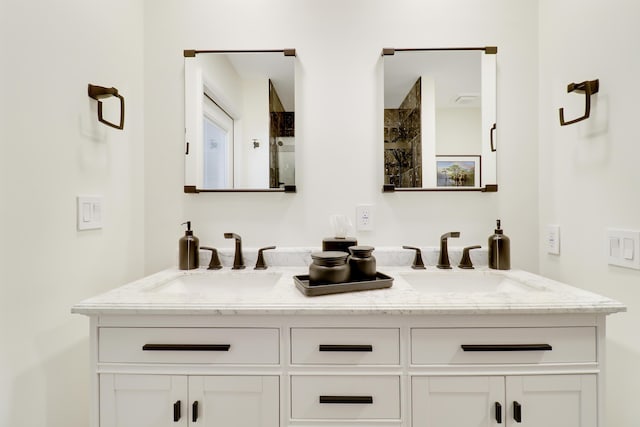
[71,250,626,316]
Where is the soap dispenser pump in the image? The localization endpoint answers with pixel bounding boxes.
[488,219,510,270]
[179,221,199,270]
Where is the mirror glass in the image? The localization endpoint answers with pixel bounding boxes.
[184,50,295,191]
[383,48,497,191]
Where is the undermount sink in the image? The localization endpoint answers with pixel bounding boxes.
[148,271,283,296]
[400,270,546,294]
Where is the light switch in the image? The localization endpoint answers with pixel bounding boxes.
[607,229,640,270]
[77,196,104,230]
[623,238,635,260]
[546,225,560,255]
[82,202,92,222]
[609,237,620,258]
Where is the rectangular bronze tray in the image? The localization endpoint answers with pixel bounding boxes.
[294,272,394,296]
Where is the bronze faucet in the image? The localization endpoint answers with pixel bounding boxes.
[201,246,222,270]
[437,232,460,269]
[403,246,426,269]
[458,245,481,269]
[255,246,276,270]
[224,233,245,269]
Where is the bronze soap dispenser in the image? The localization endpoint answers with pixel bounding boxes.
[179,221,199,270]
[488,219,510,270]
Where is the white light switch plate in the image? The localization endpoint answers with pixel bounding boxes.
[607,229,640,270]
[77,196,103,230]
[546,224,560,255]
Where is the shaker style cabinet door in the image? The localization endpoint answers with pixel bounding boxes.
[188,376,279,427]
[100,374,188,427]
[100,374,279,427]
[412,375,597,427]
[505,375,597,427]
[412,376,504,427]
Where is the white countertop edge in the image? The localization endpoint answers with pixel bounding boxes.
[71,305,626,316]
[71,265,627,316]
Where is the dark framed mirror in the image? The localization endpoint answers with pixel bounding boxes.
[383,47,497,192]
[184,49,296,193]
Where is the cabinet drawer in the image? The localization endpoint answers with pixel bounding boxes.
[99,327,279,364]
[291,328,399,365]
[290,375,400,420]
[411,327,596,365]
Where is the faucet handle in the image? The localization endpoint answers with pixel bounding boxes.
[458,245,482,269]
[255,246,276,270]
[403,246,426,269]
[201,246,223,270]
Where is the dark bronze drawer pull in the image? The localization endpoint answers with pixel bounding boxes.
[495,402,502,424]
[319,344,373,352]
[319,395,373,404]
[513,401,522,422]
[461,344,552,352]
[173,400,181,422]
[142,344,231,351]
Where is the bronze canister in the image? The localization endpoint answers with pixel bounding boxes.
[348,246,376,281]
[309,251,350,285]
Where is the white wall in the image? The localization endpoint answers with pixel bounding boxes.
[538,1,640,426]
[144,0,539,274]
[240,77,270,188]
[0,1,145,425]
[436,108,482,155]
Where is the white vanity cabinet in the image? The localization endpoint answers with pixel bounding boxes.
[85,314,608,427]
[73,267,624,427]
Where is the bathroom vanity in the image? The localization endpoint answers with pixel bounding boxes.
[72,263,624,427]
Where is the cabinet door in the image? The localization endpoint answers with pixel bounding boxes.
[412,376,504,427]
[188,376,279,427]
[505,375,596,427]
[100,374,187,427]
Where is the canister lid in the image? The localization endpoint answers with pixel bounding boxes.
[311,251,349,266]
[348,246,375,257]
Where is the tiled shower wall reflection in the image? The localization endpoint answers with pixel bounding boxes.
[384,78,421,187]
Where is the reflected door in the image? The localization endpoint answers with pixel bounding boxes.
[203,97,233,189]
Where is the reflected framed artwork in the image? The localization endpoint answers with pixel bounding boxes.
[436,155,481,189]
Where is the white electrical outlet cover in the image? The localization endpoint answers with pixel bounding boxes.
[356,205,374,231]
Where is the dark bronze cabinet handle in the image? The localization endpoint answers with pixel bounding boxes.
[319,395,373,404]
[461,344,552,352]
[319,344,373,352]
[490,123,497,152]
[192,401,199,422]
[495,402,502,424]
[142,344,231,351]
[513,401,522,423]
[173,400,181,422]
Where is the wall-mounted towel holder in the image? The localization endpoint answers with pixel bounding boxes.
[88,84,125,130]
[559,79,599,126]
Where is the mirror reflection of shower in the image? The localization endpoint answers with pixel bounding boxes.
[269,81,295,188]
[384,78,422,187]
[383,48,497,191]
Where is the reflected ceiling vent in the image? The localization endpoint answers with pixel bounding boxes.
[454,93,480,106]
